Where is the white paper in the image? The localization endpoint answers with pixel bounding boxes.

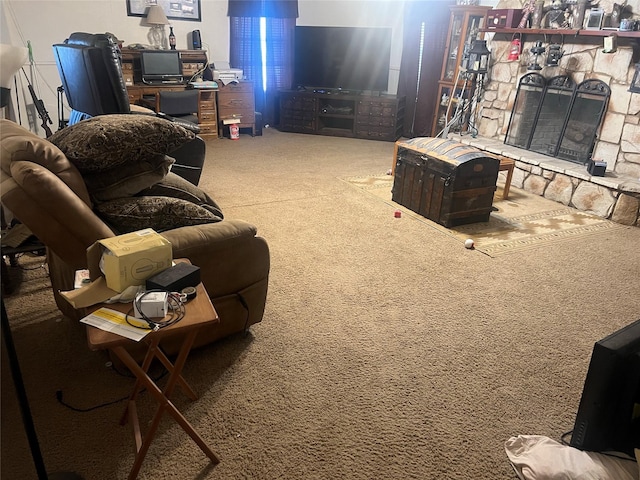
[80,307,151,342]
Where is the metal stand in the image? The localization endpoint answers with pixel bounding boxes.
[437,70,485,139]
[1,299,84,480]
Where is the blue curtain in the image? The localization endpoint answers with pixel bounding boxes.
[228,0,297,125]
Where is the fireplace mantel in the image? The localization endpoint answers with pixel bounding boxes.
[483,27,640,39]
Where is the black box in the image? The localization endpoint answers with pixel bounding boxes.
[587,160,607,177]
[145,263,201,292]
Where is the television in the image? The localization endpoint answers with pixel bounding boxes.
[140,51,183,84]
[570,318,640,456]
[292,26,391,93]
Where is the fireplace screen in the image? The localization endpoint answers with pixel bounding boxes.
[505,73,610,164]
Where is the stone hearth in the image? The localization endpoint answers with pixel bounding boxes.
[452,134,640,226]
[466,22,640,227]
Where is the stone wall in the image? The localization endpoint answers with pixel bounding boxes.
[464,21,640,227]
[478,36,640,179]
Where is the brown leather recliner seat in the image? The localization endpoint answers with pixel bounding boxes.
[0,118,270,354]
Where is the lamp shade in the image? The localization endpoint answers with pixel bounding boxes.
[146,5,169,25]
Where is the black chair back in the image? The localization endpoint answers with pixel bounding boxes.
[53,32,130,119]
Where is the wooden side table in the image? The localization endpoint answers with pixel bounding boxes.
[85,279,220,480]
[497,155,515,200]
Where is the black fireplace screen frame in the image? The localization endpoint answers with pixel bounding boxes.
[505,73,611,165]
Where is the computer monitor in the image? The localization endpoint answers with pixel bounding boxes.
[570,318,640,456]
[140,51,183,84]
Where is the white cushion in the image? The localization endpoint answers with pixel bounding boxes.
[505,435,639,480]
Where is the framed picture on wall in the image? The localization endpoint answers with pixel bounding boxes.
[127,0,201,22]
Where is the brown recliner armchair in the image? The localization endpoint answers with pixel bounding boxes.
[0,119,270,353]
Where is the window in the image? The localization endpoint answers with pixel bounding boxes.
[228,0,297,125]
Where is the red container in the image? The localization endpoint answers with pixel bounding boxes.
[230,124,239,140]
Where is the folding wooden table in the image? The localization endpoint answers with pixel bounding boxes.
[85,280,220,480]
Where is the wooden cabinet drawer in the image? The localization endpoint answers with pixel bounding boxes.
[218,96,254,112]
[220,82,253,93]
[198,123,218,135]
[199,112,217,123]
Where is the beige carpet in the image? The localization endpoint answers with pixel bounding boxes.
[3,129,640,480]
[343,173,626,257]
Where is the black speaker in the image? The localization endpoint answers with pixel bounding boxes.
[189,30,202,49]
[587,160,607,177]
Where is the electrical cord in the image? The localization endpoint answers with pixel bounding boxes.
[125,289,186,331]
[55,368,169,413]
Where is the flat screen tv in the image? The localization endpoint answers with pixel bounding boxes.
[570,318,640,456]
[140,51,183,84]
[293,26,391,93]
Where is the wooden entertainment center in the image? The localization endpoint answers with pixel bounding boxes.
[120,49,255,139]
[279,90,405,142]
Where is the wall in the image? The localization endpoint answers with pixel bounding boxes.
[0,0,407,135]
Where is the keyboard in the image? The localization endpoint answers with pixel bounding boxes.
[143,79,186,85]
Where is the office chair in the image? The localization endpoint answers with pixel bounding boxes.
[53,32,131,124]
[52,32,204,185]
[157,90,200,125]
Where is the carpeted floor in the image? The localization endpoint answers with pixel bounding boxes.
[343,173,626,256]
[2,128,640,479]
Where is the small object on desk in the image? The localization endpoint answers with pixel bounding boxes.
[81,307,150,341]
[145,262,201,292]
[189,80,218,89]
[181,286,197,301]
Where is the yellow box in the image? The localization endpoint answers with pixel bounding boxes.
[88,228,172,293]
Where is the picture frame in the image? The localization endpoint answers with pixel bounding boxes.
[126,0,201,22]
[585,9,604,29]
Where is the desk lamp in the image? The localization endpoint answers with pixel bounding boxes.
[145,5,170,49]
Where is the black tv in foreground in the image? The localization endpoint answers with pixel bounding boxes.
[570,318,640,456]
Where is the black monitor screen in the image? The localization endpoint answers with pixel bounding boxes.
[140,51,182,78]
[293,26,391,93]
[570,318,640,456]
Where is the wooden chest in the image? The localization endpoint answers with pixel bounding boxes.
[392,137,499,227]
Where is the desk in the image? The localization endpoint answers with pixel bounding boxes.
[127,84,219,139]
[85,280,220,479]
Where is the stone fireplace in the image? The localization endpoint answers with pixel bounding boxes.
[505,74,610,164]
[457,21,640,227]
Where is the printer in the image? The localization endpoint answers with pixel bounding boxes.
[211,61,243,84]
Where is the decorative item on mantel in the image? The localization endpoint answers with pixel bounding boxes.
[527,41,546,70]
[508,33,522,61]
[532,0,546,28]
[519,0,538,28]
[630,63,640,94]
[545,43,564,66]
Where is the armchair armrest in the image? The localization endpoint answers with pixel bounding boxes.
[161,219,270,298]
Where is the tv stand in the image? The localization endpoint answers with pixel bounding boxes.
[278,90,405,142]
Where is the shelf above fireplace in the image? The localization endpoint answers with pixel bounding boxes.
[481,28,640,39]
